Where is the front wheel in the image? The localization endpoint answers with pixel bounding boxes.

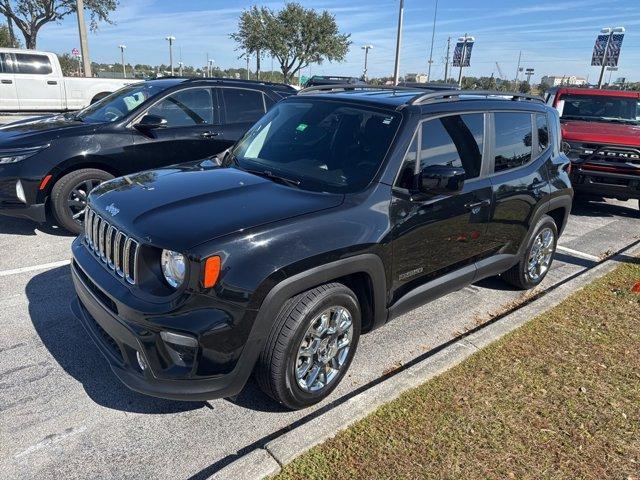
[50,169,114,234]
[257,283,361,410]
[501,215,558,290]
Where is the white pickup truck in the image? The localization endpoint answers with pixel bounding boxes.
[0,48,138,112]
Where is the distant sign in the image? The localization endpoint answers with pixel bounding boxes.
[452,40,473,67]
[300,75,309,85]
[592,33,624,67]
[72,48,80,57]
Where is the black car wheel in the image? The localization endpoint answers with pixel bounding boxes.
[257,283,361,410]
[51,169,114,234]
[502,215,558,290]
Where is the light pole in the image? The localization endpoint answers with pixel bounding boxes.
[456,34,474,87]
[606,66,618,85]
[165,35,175,75]
[208,59,214,78]
[76,0,92,77]
[392,0,404,85]
[525,68,535,84]
[361,45,373,81]
[118,44,126,78]
[178,61,184,77]
[444,36,451,82]
[427,0,439,81]
[596,27,625,88]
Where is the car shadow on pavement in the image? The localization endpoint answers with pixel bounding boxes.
[26,265,204,414]
[0,216,74,237]
[570,199,639,219]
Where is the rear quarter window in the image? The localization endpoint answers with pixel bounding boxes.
[493,112,533,173]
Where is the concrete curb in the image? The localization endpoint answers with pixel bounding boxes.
[211,241,640,480]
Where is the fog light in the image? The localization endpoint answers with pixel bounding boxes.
[160,331,198,367]
[15,180,26,204]
[136,351,148,371]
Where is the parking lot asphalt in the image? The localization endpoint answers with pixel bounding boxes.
[0,199,638,479]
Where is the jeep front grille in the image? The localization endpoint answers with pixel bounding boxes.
[84,207,139,284]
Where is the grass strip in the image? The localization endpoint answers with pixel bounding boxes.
[275,259,640,480]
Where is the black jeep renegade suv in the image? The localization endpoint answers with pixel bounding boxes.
[70,86,573,409]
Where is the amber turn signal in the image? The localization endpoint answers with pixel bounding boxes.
[203,256,221,288]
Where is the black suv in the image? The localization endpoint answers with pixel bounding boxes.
[0,77,295,233]
[70,86,573,409]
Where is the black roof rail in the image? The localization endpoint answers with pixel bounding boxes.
[408,89,544,105]
[298,84,419,95]
[146,76,296,90]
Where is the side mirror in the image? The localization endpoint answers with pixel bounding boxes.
[416,164,466,198]
[134,114,167,133]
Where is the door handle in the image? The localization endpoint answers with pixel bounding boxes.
[464,199,491,211]
[201,131,220,138]
[47,80,58,85]
[1,79,12,84]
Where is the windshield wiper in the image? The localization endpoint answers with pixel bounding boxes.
[243,167,301,187]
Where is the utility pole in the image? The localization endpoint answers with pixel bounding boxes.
[118,44,126,78]
[392,0,404,85]
[514,50,522,90]
[76,0,92,77]
[246,53,250,80]
[444,36,451,82]
[524,67,534,84]
[427,0,438,81]
[361,45,373,81]
[165,35,175,75]
[178,61,184,77]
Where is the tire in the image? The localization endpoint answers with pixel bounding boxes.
[90,92,110,104]
[51,169,114,234]
[256,283,361,410]
[501,215,558,290]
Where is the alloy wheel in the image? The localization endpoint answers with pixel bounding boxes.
[66,179,102,226]
[525,227,555,282]
[295,306,354,393]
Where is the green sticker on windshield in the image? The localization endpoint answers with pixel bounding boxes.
[296,123,308,132]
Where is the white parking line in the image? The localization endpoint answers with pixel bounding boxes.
[14,426,87,459]
[556,245,601,262]
[0,260,70,278]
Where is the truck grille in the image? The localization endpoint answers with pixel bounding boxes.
[84,207,139,284]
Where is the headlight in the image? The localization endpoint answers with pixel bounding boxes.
[0,145,49,164]
[161,249,186,288]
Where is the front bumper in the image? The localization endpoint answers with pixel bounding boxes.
[570,166,640,201]
[70,239,255,401]
[0,175,46,222]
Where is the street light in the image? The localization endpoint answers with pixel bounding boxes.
[596,26,624,88]
[208,59,214,78]
[361,45,373,81]
[118,44,126,78]
[178,61,184,77]
[392,0,404,85]
[165,35,176,75]
[427,0,439,81]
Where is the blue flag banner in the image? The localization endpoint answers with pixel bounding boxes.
[591,34,608,66]
[453,41,473,67]
[606,33,624,67]
[592,33,624,66]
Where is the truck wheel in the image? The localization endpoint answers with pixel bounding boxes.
[51,169,113,234]
[501,215,558,290]
[257,283,361,410]
[90,92,110,104]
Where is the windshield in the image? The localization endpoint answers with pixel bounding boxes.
[74,82,174,123]
[558,93,640,125]
[231,100,401,193]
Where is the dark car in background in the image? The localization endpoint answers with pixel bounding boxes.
[0,77,296,233]
[303,75,367,88]
[547,87,640,211]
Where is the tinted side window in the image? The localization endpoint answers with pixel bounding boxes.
[222,88,265,124]
[0,53,9,73]
[14,54,52,75]
[494,112,532,173]
[536,114,549,152]
[147,88,214,127]
[419,114,484,180]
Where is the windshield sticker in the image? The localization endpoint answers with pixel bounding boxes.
[382,117,393,125]
[296,123,308,132]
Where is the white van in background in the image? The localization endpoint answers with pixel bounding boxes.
[0,48,138,112]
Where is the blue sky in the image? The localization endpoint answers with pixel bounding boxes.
[32,0,640,83]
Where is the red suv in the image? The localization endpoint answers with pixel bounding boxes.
[547,87,640,211]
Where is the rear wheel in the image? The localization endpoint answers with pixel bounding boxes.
[257,283,361,410]
[501,215,558,290]
[51,169,113,234]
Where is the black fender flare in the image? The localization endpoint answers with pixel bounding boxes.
[228,253,388,392]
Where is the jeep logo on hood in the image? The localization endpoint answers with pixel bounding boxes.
[105,203,120,216]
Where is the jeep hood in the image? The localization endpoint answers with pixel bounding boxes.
[88,161,344,251]
[561,120,640,147]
